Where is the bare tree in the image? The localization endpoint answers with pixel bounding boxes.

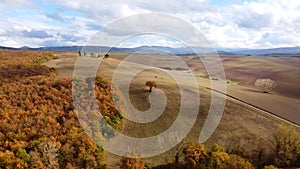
[145,81,157,92]
[255,78,277,93]
[39,141,60,169]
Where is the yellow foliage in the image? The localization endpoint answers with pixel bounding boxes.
[225,154,255,169]
[121,152,145,169]
[183,143,208,168]
[0,51,120,168]
[273,124,300,167]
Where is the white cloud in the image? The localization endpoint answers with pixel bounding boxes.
[117,35,182,48]
[189,0,300,48]
[49,0,300,48]
[0,0,299,48]
[0,0,35,10]
[0,4,99,47]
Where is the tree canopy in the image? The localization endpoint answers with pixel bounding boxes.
[145,81,157,92]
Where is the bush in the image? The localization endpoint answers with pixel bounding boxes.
[254,78,276,93]
[272,124,300,167]
[183,143,208,168]
[121,152,145,169]
[263,165,278,169]
[183,143,255,169]
[225,154,255,169]
[0,150,27,168]
[208,151,230,168]
[230,145,250,160]
[16,148,30,162]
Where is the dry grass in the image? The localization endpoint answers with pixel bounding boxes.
[45,52,300,168]
[184,56,300,99]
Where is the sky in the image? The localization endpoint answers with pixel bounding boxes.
[0,0,300,49]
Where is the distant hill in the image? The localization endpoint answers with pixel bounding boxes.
[1,45,300,56]
[0,46,16,50]
[224,47,300,56]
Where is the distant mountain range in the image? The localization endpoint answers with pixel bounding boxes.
[1,45,300,56]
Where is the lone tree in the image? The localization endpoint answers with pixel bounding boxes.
[145,81,157,92]
[104,53,110,58]
[255,78,277,93]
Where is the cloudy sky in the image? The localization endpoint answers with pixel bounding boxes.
[0,0,300,49]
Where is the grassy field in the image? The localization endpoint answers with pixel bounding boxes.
[184,55,300,99]
[45,52,300,168]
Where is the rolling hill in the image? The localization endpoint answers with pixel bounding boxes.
[1,45,300,56]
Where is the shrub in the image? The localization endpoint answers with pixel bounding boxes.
[208,151,230,168]
[272,124,300,167]
[254,78,276,93]
[120,152,145,169]
[39,141,60,169]
[183,143,255,169]
[16,148,30,162]
[263,165,278,169]
[225,154,255,169]
[230,145,250,160]
[183,143,209,168]
[0,150,27,168]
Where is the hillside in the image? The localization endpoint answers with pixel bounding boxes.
[0,50,122,168]
[0,50,299,168]
[44,52,300,168]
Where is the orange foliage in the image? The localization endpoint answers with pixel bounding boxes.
[120,152,145,169]
[0,50,121,168]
